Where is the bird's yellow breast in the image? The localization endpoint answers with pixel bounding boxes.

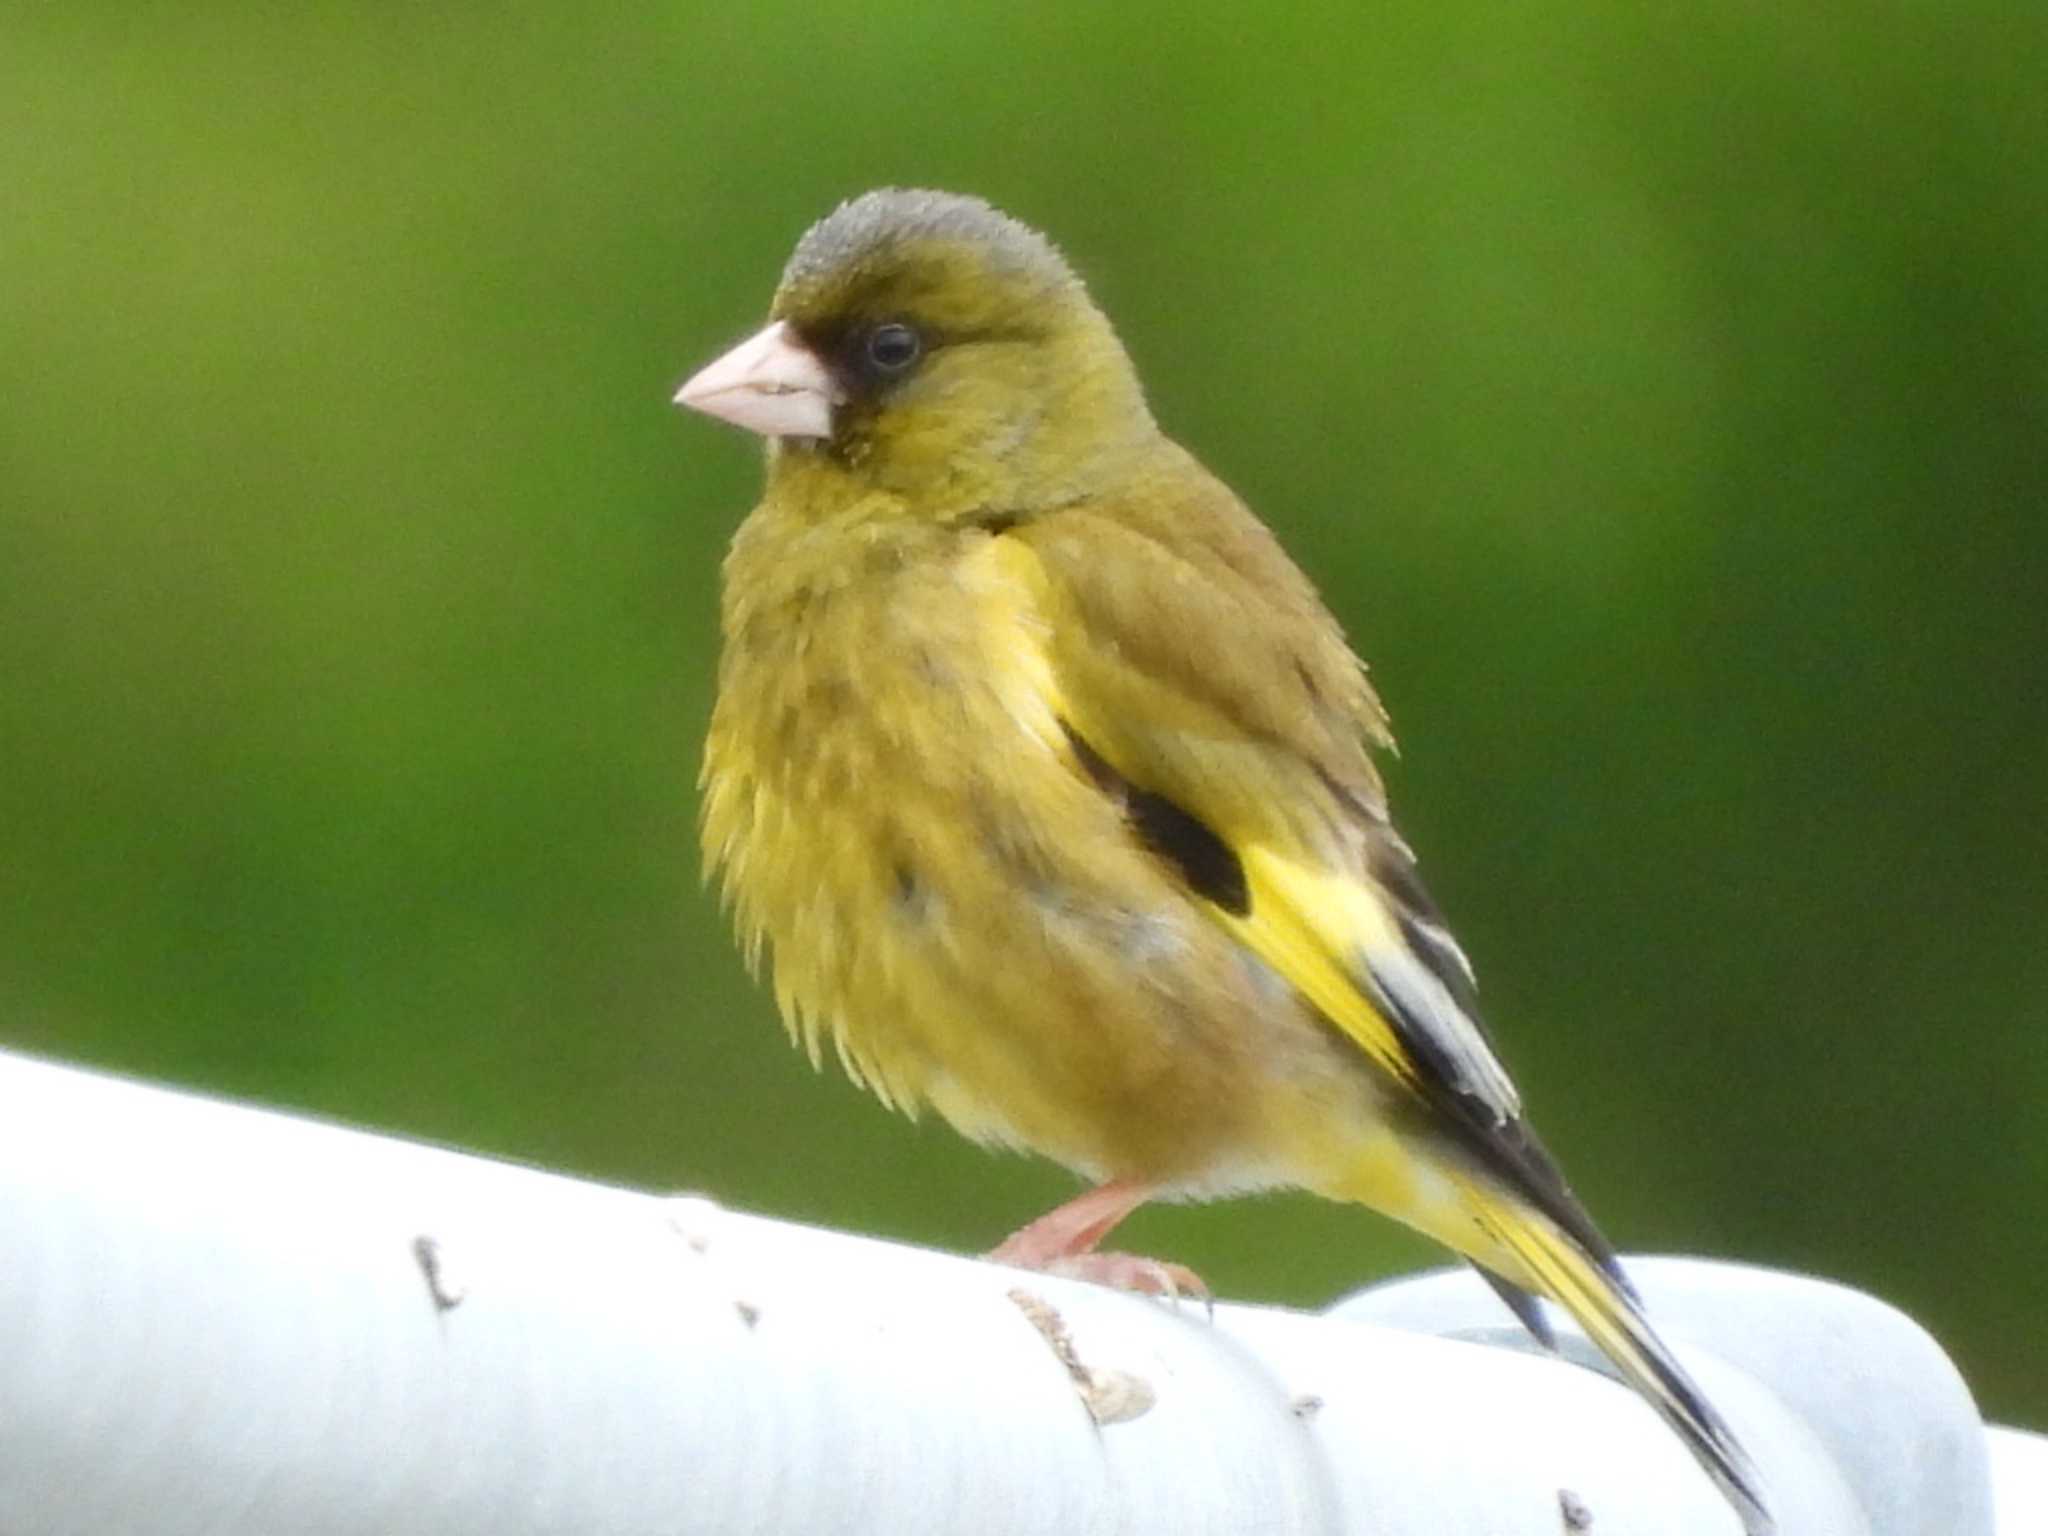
[701,499,1372,1187]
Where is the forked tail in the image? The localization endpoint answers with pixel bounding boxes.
[1473,1192,1775,1535]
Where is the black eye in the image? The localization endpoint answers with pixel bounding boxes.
[864,322,923,376]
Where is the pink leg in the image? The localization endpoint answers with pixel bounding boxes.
[989,1179,1209,1303]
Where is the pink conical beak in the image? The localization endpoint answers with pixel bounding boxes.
[674,320,838,440]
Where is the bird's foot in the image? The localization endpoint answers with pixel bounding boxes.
[1032,1250,1212,1306]
[988,1180,1211,1309]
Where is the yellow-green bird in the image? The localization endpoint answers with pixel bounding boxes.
[677,188,1771,1533]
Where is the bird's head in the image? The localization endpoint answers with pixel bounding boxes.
[677,189,1156,510]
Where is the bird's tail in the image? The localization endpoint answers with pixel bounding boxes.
[1467,1186,1775,1535]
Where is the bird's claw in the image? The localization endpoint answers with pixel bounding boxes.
[1037,1250,1213,1313]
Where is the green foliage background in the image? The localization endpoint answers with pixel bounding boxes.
[5,3,2043,1424]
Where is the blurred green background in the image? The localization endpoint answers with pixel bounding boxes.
[4,2,2043,1425]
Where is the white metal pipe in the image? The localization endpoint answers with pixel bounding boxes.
[0,1048,2028,1534]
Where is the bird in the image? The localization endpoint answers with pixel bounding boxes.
[675,187,1772,1533]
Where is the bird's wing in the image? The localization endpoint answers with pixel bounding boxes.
[993,483,1519,1120]
[986,475,1644,1257]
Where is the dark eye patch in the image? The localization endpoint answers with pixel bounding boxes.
[787,314,937,406]
[832,320,928,396]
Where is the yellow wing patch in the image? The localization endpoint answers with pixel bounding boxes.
[1223,844,1522,1123]
[1217,848,1428,1095]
